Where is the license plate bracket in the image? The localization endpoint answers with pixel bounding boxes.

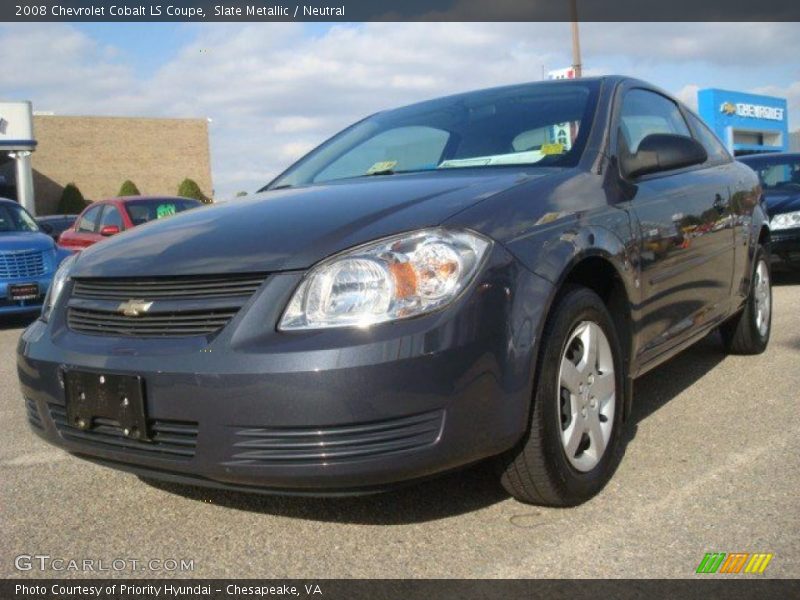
[9,283,39,301]
[64,370,149,441]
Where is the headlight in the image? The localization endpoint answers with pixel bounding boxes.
[279,228,491,330]
[42,253,77,321]
[771,210,800,230]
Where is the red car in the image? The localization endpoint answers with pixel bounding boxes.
[58,196,202,250]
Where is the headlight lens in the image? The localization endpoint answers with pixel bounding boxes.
[771,210,800,230]
[279,228,491,330]
[42,253,77,321]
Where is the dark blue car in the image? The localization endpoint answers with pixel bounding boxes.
[1,198,70,316]
[739,152,800,266]
[17,77,771,505]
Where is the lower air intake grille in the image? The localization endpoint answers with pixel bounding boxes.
[25,398,43,430]
[49,403,198,460]
[67,306,240,337]
[224,410,444,466]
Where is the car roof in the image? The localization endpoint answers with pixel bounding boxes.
[101,195,197,204]
[369,75,667,121]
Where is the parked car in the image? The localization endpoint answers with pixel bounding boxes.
[36,214,78,242]
[739,152,800,266]
[57,196,202,251]
[18,77,771,506]
[1,198,71,316]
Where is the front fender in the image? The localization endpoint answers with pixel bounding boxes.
[501,210,638,303]
[502,211,641,421]
[750,197,770,248]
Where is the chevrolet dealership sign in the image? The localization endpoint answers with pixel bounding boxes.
[720,101,785,121]
[699,87,789,154]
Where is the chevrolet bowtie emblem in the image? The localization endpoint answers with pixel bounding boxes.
[118,299,154,317]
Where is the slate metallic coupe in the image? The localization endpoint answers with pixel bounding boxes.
[18,77,771,505]
[739,152,800,266]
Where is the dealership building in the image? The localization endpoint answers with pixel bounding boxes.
[0,101,213,215]
[697,88,789,156]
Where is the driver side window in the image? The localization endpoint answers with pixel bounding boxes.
[77,205,102,233]
[99,205,124,229]
[618,89,691,154]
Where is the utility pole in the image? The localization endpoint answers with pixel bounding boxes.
[569,0,583,78]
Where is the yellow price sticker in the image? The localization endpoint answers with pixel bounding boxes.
[367,160,398,174]
[541,143,565,155]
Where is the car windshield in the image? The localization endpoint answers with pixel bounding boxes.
[0,203,40,233]
[267,80,600,189]
[741,156,800,191]
[124,198,202,226]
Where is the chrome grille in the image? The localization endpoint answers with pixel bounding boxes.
[49,403,198,460]
[0,250,45,279]
[67,273,266,338]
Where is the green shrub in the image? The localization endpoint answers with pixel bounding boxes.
[58,183,88,214]
[177,178,209,203]
[118,180,140,196]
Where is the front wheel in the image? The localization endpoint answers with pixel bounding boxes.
[498,286,625,506]
[720,246,771,355]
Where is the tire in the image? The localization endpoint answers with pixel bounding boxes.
[720,245,772,355]
[498,285,625,506]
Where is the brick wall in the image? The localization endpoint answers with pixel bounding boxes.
[31,115,212,214]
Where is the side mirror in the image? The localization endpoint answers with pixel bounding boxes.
[99,225,120,237]
[621,133,708,179]
[40,223,54,234]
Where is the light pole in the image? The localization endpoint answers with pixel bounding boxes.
[569,0,583,78]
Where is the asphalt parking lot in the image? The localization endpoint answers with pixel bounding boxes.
[2,270,799,579]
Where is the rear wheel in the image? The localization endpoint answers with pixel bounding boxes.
[498,286,625,506]
[721,246,771,355]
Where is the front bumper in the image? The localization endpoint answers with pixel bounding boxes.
[0,275,51,315]
[17,247,552,494]
[770,227,800,262]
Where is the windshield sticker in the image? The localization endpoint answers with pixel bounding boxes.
[541,143,565,155]
[438,150,545,169]
[367,160,398,174]
[156,204,177,219]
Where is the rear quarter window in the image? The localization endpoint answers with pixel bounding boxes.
[125,199,200,226]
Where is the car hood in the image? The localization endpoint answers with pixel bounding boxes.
[763,190,800,217]
[71,170,549,277]
[0,231,55,253]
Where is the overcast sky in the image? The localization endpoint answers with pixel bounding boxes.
[2,22,799,199]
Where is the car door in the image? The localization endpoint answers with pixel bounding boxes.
[615,88,735,364]
[60,203,104,250]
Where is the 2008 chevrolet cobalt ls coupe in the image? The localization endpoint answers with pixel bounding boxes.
[18,77,771,505]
